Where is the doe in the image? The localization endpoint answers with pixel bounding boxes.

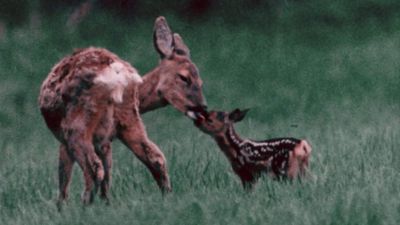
[38,16,207,208]
[193,109,312,189]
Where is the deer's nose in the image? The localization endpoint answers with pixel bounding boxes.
[200,104,207,112]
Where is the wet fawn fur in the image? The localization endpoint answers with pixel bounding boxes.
[194,109,311,189]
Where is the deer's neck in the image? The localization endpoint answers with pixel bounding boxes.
[214,125,244,161]
[138,68,168,113]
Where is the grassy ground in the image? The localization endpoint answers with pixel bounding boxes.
[0,9,400,225]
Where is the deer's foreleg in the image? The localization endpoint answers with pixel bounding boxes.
[118,116,171,194]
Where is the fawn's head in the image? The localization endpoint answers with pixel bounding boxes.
[194,108,249,135]
[152,16,207,118]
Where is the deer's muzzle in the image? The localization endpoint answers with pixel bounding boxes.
[185,105,207,121]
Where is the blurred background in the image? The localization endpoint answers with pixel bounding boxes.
[0,1,399,224]
[0,0,399,136]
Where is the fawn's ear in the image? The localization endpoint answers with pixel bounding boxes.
[173,33,190,58]
[229,108,250,123]
[153,16,174,58]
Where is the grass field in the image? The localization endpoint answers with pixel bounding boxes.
[0,8,400,225]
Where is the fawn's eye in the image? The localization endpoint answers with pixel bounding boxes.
[177,74,191,86]
[216,112,225,122]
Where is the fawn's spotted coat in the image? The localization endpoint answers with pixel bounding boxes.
[195,109,311,189]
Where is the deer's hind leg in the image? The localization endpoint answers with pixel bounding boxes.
[93,105,115,203]
[96,141,112,204]
[62,107,105,205]
[67,133,104,205]
[57,143,74,210]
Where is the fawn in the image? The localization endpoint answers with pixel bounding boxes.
[39,16,207,207]
[193,109,311,189]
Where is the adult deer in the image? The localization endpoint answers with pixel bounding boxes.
[39,17,207,207]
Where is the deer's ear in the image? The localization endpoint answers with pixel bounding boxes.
[173,33,190,58]
[153,16,174,58]
[229,108,250,123]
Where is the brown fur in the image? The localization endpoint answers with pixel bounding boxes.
[194,109,312,189]
[38,17,207,208]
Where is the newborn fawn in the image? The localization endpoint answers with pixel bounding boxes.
[194,109,311,189]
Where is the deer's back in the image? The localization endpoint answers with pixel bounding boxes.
[38,47,142,139]
[39,47,140,109]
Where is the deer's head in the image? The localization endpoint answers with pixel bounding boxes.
[152,16,207,118]
[194,108,249,135]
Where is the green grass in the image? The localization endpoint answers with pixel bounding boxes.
[1,9,400,225]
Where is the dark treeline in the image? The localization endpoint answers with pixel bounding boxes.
[0,0,399,33]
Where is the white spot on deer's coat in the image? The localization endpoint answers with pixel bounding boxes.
[94,62,143,103]
[186,111,197,119]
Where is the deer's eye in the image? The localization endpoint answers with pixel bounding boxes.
[177,74,191,86]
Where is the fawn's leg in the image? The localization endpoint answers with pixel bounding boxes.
[289,141,312,179]
[57,144,74,210]
[299,140,312,178]
[234,167,258,190]
[118,116,171,194]
[287,151,300,179]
